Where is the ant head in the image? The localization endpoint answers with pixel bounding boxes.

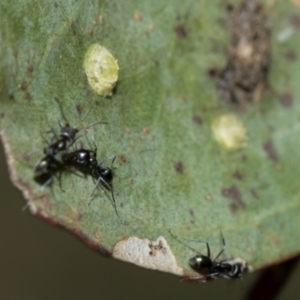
[60,123,79,141]
[189,255,213,271]
[98,166,113,184]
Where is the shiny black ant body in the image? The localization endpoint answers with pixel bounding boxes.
[186,233,248,282]
[62,145,118,218]
[34,122,78,189]
[171,231,248,283]
[33,97,107,189]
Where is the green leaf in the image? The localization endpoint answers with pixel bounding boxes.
[1,0,300,279]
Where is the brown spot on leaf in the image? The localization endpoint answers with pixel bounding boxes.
[0,112,5,119]
[20,81,27,91]
[88,28,93,36]
[22,152,31,163]
[8,93,14,100]
[263,139,278,162]
[119,154,127,163]
[192,115,202,125]
[27,65,34,74]
[290,14,300,29]
[211,0,270,106]
[98,15,104,24]
[250,188,259,199]
[285,51,297,61]
[271,234,280,245]
[205,194,213,201]
[76,104,83,116]
[71,21,76,35]
[232,170,244,181]
[134,11,142,21]
[189,208,194,217]
[174,24,187,38]
[222,185,246,213]
[143,126,150,134]
[279,92,293,108]
[174,162,184,174]
[25,93,32,101]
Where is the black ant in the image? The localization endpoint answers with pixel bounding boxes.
[171,231,249,283]
[62,143,119,219]
[34,100,79,189]
[34,98,104,189]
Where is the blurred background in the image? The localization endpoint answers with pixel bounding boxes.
[0,143,299,300]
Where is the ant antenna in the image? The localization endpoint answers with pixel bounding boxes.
[168,231,203,255]
[54,97,69,124]
[214,230,226,260]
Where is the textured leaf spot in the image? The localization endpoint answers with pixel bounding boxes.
[212,114,247,150]
[84,43,119,96]
[113,236,183,275]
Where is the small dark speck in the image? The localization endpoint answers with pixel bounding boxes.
[241,155,247,162]
[54,2,58,8]
[232,170,244,181]
[71,21,76,36]
[290,15,300,30]
[174,24,187,38]
[22,152,30,163]
[27,65,34,74]
[0,113,5,118]
[88,28,94,37]
[285,51,297,61]
[192,115,202,125]
[174,161,184,174]
[263,139,278,162]
[226,4,234,12]
[8,93,14,100]
[230,203,239,214]
[20,81,27,91]
[208,68,219,78]
[76,104,83,116]
[189,208,194,217]
[250,188,259,199]
[222,185,246,213]
[25,93,32,101]
[119,154,127,163]
[279,93,293,108]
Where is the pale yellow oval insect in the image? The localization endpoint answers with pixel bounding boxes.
[84,43,119,96]
[212,114,247,151]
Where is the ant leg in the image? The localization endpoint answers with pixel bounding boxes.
[98,155,116,166]
[181,238,211,258]
[214,231,226,261]
[56,171,65,192]
[99,177,121,220]
[90,137,98,154]
[168,232,205,255]
[54,97,69,124]
[39,177,52,191]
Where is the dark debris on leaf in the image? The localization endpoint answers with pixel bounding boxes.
[263,139,278,162]
[279,93,293,108]
[210,0,270,107]
[284,51,297,61]
[174,161,184,174]
[192,115,202,125]
[222,185,246,213]
[174,24,187,39]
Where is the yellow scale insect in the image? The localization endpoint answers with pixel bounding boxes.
[84,43,119,96]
